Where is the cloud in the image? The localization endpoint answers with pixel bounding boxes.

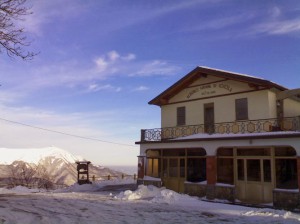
[269,6,281,18]
[182,13,255,33]
[87,84,122,93]
[22,0,88,36]
[22,1,209,37]
[130,60,180,77]
[133,86,149,91]
[0,50,180,99]
[94,0,215,33]
[240,5,300,37]
[0,103,139,165]
[249,18,300,36]
[93,51,137,76]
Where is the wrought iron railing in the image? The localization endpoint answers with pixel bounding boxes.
[140,116,300,142]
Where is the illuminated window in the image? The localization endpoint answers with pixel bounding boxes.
[146,158,160,177]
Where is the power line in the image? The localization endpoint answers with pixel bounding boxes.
[0,117,137,148]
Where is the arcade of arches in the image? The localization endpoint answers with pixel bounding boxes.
[145,146,298,203]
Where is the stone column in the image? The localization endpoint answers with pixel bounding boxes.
[206,156,217,184]
[137,156,145,179]
[297,157,300,191]
[206,156,217,199]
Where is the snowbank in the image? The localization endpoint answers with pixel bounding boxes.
[116,185,199,205]
[115,185,299,222]
[11,186,41,193]
[0,186,42,194]
[56,178,136,193]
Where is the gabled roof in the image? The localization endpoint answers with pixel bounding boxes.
[149,66,287,106]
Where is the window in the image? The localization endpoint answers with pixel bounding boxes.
[146,150,161,178]
[217,158,233,184]
[237,159,245,180]
[186,148,206,182]
[263,160,271,182]
[237,148,270,156]
[275,147,297,189]
[275,159,297,189]
[217,148,234,184]
[235,98,248,120]
[177,107,186,126]
[146,158,160,177]
[187,158,206,182]
[169,159,178,177]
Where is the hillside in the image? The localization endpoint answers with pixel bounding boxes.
[0,147,124,187]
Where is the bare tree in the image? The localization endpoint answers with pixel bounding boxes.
[0,0,37,60]
[8,161,54,189]
[8,161,36,187]
[35,164,54,189]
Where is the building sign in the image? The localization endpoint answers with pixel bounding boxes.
[187,82,233,99]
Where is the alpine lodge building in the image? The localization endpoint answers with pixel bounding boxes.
[136,66,300,210]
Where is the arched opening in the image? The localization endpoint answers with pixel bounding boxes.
[275,146,297,189]
[186,148,207,182]
[217,148,234,185]
[145,148,207,192]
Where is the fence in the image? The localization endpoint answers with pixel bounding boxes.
[90,174,137,181]
[141,116,300,142]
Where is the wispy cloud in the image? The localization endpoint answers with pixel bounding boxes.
[181,13,255,33]
[133,86,149,92]
[130,60,180,77]
[21,0,213,38]
[0,103,139,165]
[249,18,300,36]
[242,5,300,37]
[86,84,122,93]
[96,0,217,33]
[0,50,180,99]
[269,6,281,18]
[22,0,88,36]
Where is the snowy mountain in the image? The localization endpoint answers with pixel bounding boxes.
[0,147,124,187]
[0,147,83,165]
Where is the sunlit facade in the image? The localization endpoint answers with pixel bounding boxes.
[136,67,300,209]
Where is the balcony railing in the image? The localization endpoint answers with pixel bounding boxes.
[140,116,300,142]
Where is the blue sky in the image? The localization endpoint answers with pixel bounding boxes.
[0,0,299,166]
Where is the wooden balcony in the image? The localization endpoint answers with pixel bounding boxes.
[140,116,300,142]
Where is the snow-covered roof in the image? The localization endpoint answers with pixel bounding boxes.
[149,66,287,106]
[173,131,300,141]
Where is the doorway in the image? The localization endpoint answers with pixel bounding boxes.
[204,103,214,133]
[236,150,273,203]
[162,157,185,193]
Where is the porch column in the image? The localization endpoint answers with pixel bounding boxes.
[206,156,217,185]
[297,157,300,191]
[137,156,145,179]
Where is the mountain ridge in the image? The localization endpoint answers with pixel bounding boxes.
[0,147,124,187]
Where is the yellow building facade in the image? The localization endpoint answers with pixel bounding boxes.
[136,67,300,210]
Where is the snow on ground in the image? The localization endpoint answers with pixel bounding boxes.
[0,181,299,224]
